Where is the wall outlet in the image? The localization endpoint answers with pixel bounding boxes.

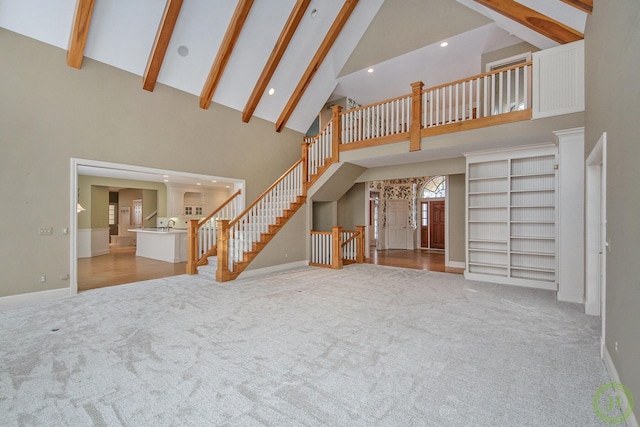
[614,341,618,354]
[39,275,46,283]
[59,273,69,280]
[284,253,288,258]
[39,227,53,235]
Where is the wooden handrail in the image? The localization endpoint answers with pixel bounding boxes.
[422,61,533,94]
[305,120,332,142]
[229,158,304,228]
[198,189,242,226]
[339,93,412,115]
[310,230,332,235]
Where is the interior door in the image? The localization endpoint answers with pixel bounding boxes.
[387,200,408,249]
[133,199,143,228]
[429,200,445,249]
[420,202,429,248]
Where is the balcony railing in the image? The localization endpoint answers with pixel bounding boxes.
[308,61,534,154]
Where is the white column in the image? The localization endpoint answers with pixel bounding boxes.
[554,127,585,303]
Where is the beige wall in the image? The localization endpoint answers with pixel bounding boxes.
[313,202,337,232]
[337,183,367,230]
[447,174,465,263]
[0,29,304,298]
[90,186,110,229]
[480,41,539,71]
[584,0,640,417]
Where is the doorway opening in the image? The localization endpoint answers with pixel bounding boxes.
[70,158,245,294]
[584,133,607,357]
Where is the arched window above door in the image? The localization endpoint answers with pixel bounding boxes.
[421,176,446,198]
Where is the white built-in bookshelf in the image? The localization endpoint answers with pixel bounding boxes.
[465,145,558,290]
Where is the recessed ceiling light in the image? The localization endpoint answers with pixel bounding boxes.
[367,68,374,73]
[177,45,189,57]
[163,175,169,178]
[311,9,317,18]
[268,88,275,95]
[225,186,230,188]
[440,42,448,47]
[211,180,217,183]
[163,179,169,182]
[196,183,201,186]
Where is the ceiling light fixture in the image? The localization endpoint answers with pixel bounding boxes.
[196,183,201,186]
[440,41,448,47]
[367,68,374,73]
[311,9,317,18]
[163,179,169,182]
[268,88,275,95]
[212,180,217,183]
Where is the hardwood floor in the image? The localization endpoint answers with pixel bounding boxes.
[78,246,462,292]
[77,245,187,291]
[365,248,464,274]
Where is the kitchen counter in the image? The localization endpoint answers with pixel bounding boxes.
[128,228,187,263]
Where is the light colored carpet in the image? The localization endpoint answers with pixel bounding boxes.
[0,264,612,426]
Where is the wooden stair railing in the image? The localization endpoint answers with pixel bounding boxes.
[310,225,365,269]
[216,159,306,282]
[191,110,337,282]
[186,189,242,274]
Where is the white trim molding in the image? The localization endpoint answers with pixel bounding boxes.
[0,288,70,308]
[603,346,639,427]
[238,260,309,280]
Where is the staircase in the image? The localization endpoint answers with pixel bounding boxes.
[187,120,335,282]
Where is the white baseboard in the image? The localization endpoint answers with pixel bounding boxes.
[447,261,465,269]
[238,260,309,280]
[603,346,639,427]
[0,287,70,308]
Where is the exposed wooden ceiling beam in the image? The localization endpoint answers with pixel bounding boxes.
[560,0,593,14]
[242,0,311,123]
[474,0,583,44]
[199,0,254,110]
[143,0,183,92]
[67,0,95,69]
[275,0,359,133]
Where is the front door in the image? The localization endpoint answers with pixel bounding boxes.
[387,200,408,249]
[420,202,429,248]
[429,200,445,249]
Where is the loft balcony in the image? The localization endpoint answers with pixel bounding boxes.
[305,40,585,166]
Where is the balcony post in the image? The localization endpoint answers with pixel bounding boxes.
[186,219,199,274]
[356,225,366,263]
[331,105,342,163]
[410,81,424,152]
[216,219,231,281]
[331,226,343,269]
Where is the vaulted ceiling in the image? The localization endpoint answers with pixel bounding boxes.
[0,0,589,134]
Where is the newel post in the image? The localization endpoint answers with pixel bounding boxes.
[216,219,231,282]
[331,226,343,270]
[410,81,424,152]
[331,105,342,163]
[356,225,366,264]
[301,141,309,190]
[187,219,199,274]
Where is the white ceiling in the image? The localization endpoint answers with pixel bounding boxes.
[77,164,242,190]
[0,0,586,136]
